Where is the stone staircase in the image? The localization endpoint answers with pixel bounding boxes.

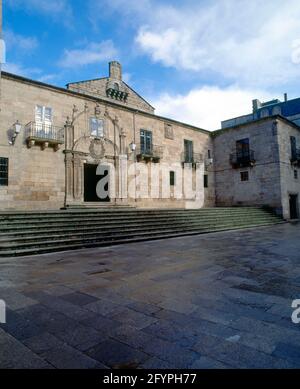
[0,207,283,257]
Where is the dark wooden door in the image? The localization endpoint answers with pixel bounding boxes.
[289,194,298,219]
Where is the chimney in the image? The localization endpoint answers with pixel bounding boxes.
[252,99,261,113]
[109,61,122,81]
[284,93,288,102]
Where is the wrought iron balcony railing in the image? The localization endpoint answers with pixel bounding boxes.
[181,152,203,166]
[136,144,164,162]
[230,150,255,168]
[25,122,64,150]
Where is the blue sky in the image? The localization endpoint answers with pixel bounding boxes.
[3,0,300,129]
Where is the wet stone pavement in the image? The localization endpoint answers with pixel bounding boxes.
[1,223,300,369]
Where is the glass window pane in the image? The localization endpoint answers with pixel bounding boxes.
[44,107,52,121]
[35,105,43,122]
[90,118,104,137]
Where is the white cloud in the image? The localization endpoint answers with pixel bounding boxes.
[59,41,118,68]
[152,86,275,131]
[2,62,41,77]
[38,74,60,83]
[123,72,132,84]
[99,0,300,89]
[4,30,39,52]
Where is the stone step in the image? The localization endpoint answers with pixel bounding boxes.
[0,219,282,249]
[0,211,280,230]
[0,206,263,216]
[0,215,279,237]
[0,221,282,257]
[0,206,273,219]
[0,209,279,225]
[0,217,281,243]
[0,207,283,257]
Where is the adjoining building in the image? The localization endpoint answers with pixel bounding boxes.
[0,61,300,220]
[221,94,300,129]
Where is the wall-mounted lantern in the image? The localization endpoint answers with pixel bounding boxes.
[9,121,22,145]
[129,142,136,152]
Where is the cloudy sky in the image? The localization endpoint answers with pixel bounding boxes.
[3,0,300,129]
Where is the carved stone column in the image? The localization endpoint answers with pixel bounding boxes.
[65,152,74,206]
[117,128,128,202]
[119,127,126,154]
[65,118,74,150]
[73,155,83,202]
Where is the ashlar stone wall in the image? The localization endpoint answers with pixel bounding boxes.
[213,117,282,212]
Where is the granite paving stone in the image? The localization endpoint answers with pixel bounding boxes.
[86,338,150,368]
[1,223,300,368]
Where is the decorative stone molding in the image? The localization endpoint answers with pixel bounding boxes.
[89,139,105,160]
[164,123,174,140]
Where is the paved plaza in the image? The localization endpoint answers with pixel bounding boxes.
[1,223,300,369]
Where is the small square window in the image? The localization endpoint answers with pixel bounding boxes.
[90,118,104,138]
[240,171,249,182]
[204,175,208,188]
[0,157,9,186]
[294,170,298,179]
[170,171,175,186]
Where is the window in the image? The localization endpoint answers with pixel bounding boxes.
[140,130,153,154]
[240,171,249,182]
[204,175,208,188]
[0,158,8,186]
[294,170,298,179]
[35,105,52,123]
[114,83,119,91]
[35,105,53,134]
[90,118,104,138]
[208,150,211,159]
[291,136,297,160]
[184,139,193,163]
[236,138,250,156]
[170,171,175,186]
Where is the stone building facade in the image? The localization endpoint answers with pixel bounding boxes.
[0,62,214,211]
[214,116,300,219]
[0,61,300,219]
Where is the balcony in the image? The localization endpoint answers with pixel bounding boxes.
[26,122,64,151]
[291,149,300,166]
[136,144,163,163]
[230,150,255,168]
[181,152,203,168]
